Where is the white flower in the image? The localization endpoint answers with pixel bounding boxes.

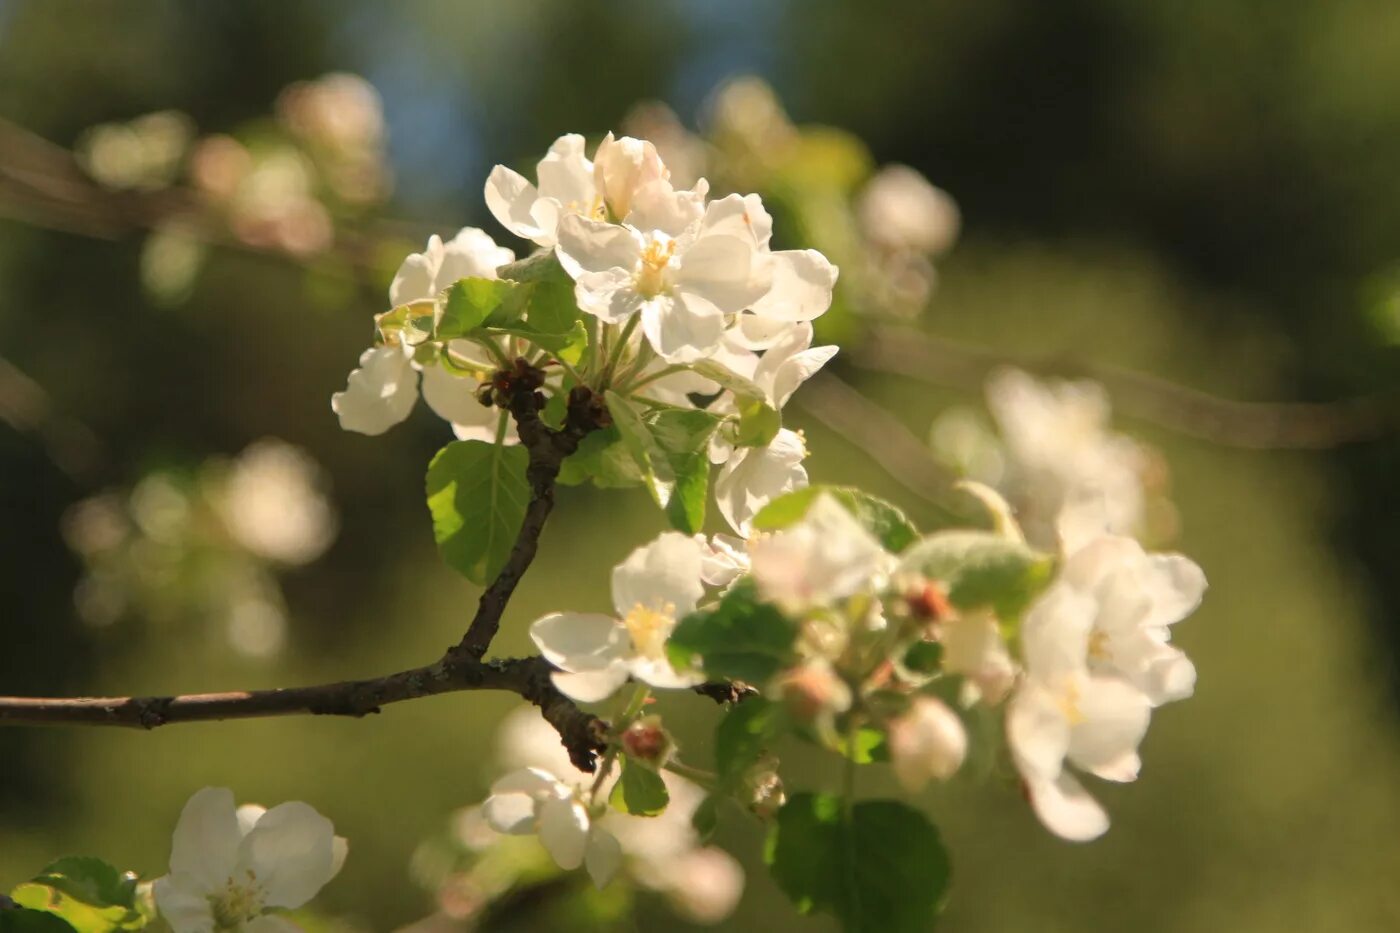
[153,787,346,933]
[938,609,1017,706]
[485,134,601,248]
[530,532,706,702]
[1007,587,1152,842]
[332,228,515,438]
[748,493,892,610]
[1055,535,1205,706]
[217,440,337,565]
[592,132,668,221]
[887,697,968,790]
[555,191,772,362]
[985,368,1150,551]
[482,767,621,888]
[857,164,960,256]
[695,532,750,587]
[714,428,809,536]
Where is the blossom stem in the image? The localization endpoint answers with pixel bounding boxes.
[663,760,718,790]
[600,316,640,388]
[617,362,685,395]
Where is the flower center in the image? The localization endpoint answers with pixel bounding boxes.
[623,602,674,658]
[634,235,676,298]
[208,871,265,931]
[1055,679,1086,727]
[1087,630,1112,662]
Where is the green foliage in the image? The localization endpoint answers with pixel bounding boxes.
[669,579,797,683]
[556,426,644,488]
[437,277,525,338]
[899,530,1054,620]
[715,697,785,787]
[608,758,669,816]
[603,392,720,533]
[6,858,147,933]
[0,911,81,933]
[753,485,920,553]
[425,440,530,585]
[766,794,950,933]
[687,361,781,448]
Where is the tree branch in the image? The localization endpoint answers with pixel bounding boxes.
[0,363,611,769]
[450,368,605,661]
[0,655,607,771]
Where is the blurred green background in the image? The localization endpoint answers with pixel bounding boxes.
[2,1,1399,930]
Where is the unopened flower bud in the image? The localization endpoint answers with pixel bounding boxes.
[905,580,952,622]
[887,697,967,791]
[474,384,495,408]
[621,714,674,767]
[770,661,851,723]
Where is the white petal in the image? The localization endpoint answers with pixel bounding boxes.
[1020,584,1095,680]
[388,237,441,307]
[699,193,773,248]
[575,267,646,323]
[584,826,624,888]
[169,787,241,890]
[153,874,216,933]
[748,250,838,322]
[235,804,267,838]
[627,178,706,237]
[331,346,417,436]
[611,532,706,619]
[485,165,546,242]
[240,801,337,910]
[1141,554,1207,628]
[536,134,596,212]
[715,430,808,537]
[330,836,349,879]
[537,795,590,870]
[419,364,487,427]
[530,612,630,671]
[1066,676,1151,778]
[1143,649,1196,705]
[482,792,538,835]
[641,292,725,362]
[675,234,771,314]
[551,665,632,703]
[629,654,703,690]
[594,132,666,220]
[433,226,513,289]
[1006,683,1071,781]
[726,312,797,350]
[490,766,563,797]
[555,215,641,278]
[1024,771,1110,842]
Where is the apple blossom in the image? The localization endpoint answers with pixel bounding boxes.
[332,227,517,440]
[748,492,892,610]
[481,767,621,887]
[1007,586,1152,841]
[484,134,600,248]
[530,532,705,702]
[714,428,810,536]
[888,696,968,790]
[152,787,347,933]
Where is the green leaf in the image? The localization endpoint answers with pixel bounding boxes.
[686,360,780,448]
[902,640,944,675]
[753,485,920,553]
[714,697,785,786]
[669,580,797,683]
[499,251,585,357]
[8,857,145,933]
[899,530,1055,620]
[732,395,782,449]
[649,408,721,534]
[438,277,524,339]
[765,794,950,933]
[425,440,531,585]
[609,758,670,816]
[605,391,675,508]
[0,910,80,933]
[603,394,721,532]
[486,320,588,365]
[691,795,720,842]
[557,426,644,488]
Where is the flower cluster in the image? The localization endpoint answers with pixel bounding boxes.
[334,131,839,541]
